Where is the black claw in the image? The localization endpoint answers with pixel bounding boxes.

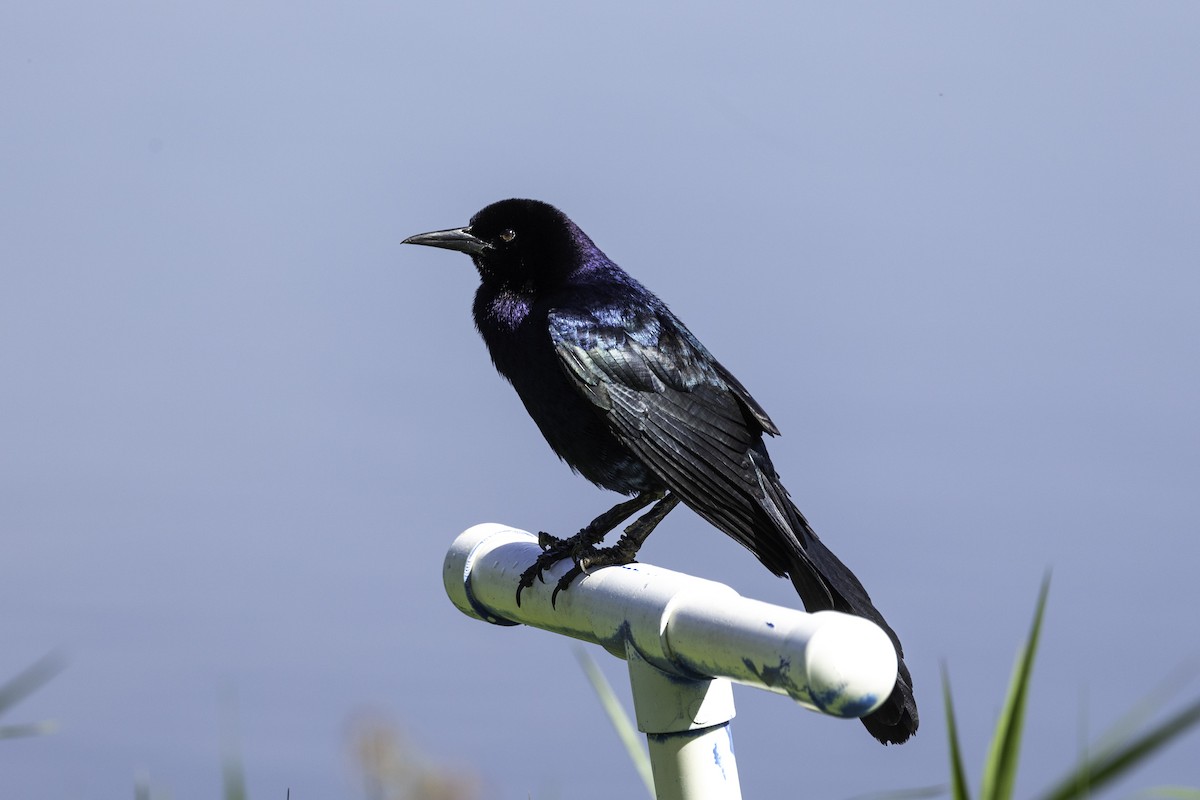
[550,565,584,607]
[515,534,576,606]
[515,565,548,606]
[515,575,532,607]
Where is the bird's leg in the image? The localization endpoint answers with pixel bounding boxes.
[549,493,681,604]
[578,492,681,570]
[537,491,663,551]
[515,490,664,606]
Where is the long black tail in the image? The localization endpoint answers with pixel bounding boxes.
[783,499,919,745]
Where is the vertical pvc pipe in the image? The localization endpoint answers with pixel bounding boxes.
[626,645,742,800]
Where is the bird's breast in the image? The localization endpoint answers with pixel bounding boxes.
[472,291,657,495]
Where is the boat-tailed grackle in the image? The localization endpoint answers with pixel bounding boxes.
[404,198,918,744]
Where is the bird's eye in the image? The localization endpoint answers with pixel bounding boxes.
[499,229,517,243]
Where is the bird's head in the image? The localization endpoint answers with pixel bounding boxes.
[403,198,601,290]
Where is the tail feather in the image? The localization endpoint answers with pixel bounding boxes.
[671,440,918,743]
[784,501,919,745]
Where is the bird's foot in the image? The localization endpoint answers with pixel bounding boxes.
[514,532,576,606]
[514,531,639,608]
[547,539,643,605]
[513,491,676,608]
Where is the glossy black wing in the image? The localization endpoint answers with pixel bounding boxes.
[547,303,800,572]
[549,302,919,744]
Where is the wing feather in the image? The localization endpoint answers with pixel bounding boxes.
[549,306,797,572]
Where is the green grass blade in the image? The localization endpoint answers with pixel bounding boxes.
[574,647,655,799]
[980,575,1051,800]
[1089,659,1199,760]
[942,664,973,800]
[1038,695,1200,800]
[219,688,247,800]
[0,652,65,718]
[0,721,58,739]
[222,750,247,800]
[1136,788,1200,799]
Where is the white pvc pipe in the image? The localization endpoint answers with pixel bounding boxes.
[443,523,899,718]
[626,646,742,800]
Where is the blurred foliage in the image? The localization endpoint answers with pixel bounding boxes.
[574,647,655,798]
[348,714,479,800]
[11,581,1198,799]
[130,711,477,799]
[944,576,1200,800]
[0,651,64,740]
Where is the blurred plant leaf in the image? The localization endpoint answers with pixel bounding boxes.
[348,713,478,800]
[938,577,1200,800]
[220,687,247,800]
[574,647,654,799]
[1082,658,1200,774]
[1038,695,1200,800]
[0,651,65,740]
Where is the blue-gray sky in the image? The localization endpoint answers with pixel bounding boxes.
[3,2,1198,797]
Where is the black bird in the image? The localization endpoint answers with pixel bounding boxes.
[403,199,918,745]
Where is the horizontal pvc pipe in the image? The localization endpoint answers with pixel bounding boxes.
[444,523,897,719]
